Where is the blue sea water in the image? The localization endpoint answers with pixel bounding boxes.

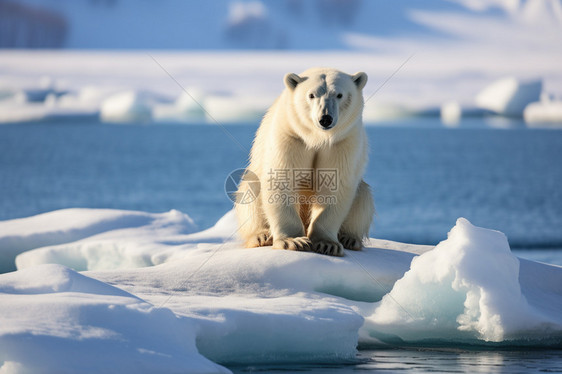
[1,120,562,372]
[1,121,561,252]
[231,349,562,373]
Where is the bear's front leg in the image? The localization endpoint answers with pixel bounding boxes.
[308,192,355,257]
[307,140,364,257]
[263,193,312,251]
[308,175,359,256]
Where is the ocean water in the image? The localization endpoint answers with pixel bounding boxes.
[231,349,562,373]
[1,120,562,372]
[1,121,561,254]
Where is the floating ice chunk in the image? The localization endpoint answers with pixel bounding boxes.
[186,294,363,364]
[475,77,542,117]
[57,86,113,110]
[203,94,269,123]
[152,90,206,123]
[440,102,491,126]
[173,89,207,115]
[100,90,153,123]
[524,94,562,125]
[363,101,413,122]
[0,264,229,374]
[3,207,562,369]
[441,100,462,126]
[91,242,382,364]
[365,218,562,344]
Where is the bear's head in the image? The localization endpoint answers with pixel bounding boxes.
[284,67,367,138]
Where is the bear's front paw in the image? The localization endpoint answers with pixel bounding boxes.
[273,237,312,251]
[246,231,273,247]
[338,233,363,251]
[312,240,344,257]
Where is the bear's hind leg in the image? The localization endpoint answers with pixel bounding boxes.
[235,178,272,248]
[338,180,374,251]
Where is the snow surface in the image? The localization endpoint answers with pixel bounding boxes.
[0,264,229,374]
[1,208,561,372]
[10,0,562,51]
[0,208,196,273]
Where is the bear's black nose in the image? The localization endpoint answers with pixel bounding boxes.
[319,115,333,128]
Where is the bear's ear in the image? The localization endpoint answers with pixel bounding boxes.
[284,73,305,91]
[352,72,368,90]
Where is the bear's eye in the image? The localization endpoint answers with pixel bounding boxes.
[337,93,343,99]
[309,93,315,99]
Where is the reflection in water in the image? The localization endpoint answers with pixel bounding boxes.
[459,351,504,373]
[232,349,562,373]
[358,349,561,374]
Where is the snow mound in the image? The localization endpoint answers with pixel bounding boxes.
[0,263,229,374]
[0,208,196,273]
[475,77,542,117]
[365,218,562,344]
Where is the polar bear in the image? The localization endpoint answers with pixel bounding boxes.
[235,67,374,257]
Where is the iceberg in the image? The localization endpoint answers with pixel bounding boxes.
[440,100,462,126]
[365,218,562,345]
[0,209,561,372]
[203,94,270,123]
[152,90,207,123]
[475,77,542,117]
[100,91,154,123]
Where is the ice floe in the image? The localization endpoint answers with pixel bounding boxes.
[0,209,561,372]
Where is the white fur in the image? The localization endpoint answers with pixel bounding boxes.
[235,67,374,256]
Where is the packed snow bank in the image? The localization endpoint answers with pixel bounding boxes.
[0,208,196,273]
[475,77,542,117]
[0,264,229,374]
[1,209,561,371]
[365,218,562,345]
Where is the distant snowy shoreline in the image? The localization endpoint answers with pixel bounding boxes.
[0,51,561,126]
